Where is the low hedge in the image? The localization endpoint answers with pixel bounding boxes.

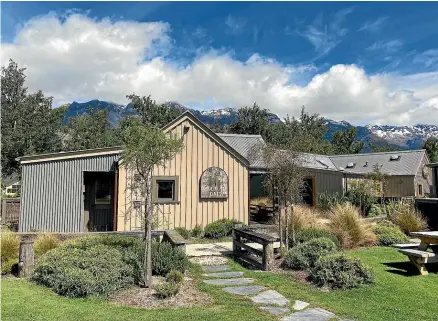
[283,237,338,270]
[33,244,134,297]
[372,221,409,246]
[311,253,374,289]
[293,228,340,248]
[152,241,189,276]
[204,219,236,239]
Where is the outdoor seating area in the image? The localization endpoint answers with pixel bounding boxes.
[397,231,438,275]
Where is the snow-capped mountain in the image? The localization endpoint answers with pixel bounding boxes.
[61,100,437,150]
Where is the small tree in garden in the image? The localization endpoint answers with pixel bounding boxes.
[366,163,388,205]
[122,118,184,288]
[261,144,306,249]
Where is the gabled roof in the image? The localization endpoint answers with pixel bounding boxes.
[217,133,266,169]
[328,149,427,176]
[162,111,249,166]
[2,173,20,186]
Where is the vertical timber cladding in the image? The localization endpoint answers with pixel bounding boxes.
[19,153,120,232]
[118,115,249,231]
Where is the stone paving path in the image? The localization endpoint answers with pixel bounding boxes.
[200,263,349,320]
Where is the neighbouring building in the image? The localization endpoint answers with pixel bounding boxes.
[2,174,21,196]
[17,111,432,233]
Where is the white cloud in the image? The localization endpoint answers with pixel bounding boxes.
[2,13,438,126]
[358,17,388,32]
[414,49,438,67]
[225,15,246,34]
[366,40,403,54]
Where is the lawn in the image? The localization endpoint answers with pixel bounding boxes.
[2,247,437,321]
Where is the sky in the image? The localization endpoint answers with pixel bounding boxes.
[1,1,438,126]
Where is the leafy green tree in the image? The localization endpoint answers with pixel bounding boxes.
[62,106,119,151]
[265,107,332,154]
[367,142,400,153]
[228,103,269,135]
[126,94,181,127]
[1,59,63,176]
[331,127,365,154]
[122,118,184,288]
[423,137,438,163]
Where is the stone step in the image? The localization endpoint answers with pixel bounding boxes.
[223,285,265,296]
[259,306,291,315]
[292,300,310,311]
[202,271,244,278]
[201,265,230,272]
[203,278,255,286]
[251,290,289,306]
[281,308,336,321]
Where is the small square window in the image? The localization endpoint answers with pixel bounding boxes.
[152,176,179,203]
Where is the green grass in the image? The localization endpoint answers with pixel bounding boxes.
[237,247,438,321]
[2,247,437,321]
[1,264,274,321]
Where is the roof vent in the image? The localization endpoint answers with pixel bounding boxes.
[346,162,355,168]
[390,155,401,161]
[339,167,345,171]
[364,161,368,167]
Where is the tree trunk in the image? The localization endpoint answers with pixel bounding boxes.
[290,205,295,246]
[142,172,153,289]
[278,205,284,250]
[284,206,289,250]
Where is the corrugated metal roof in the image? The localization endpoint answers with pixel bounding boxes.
[329,150,426,176]
[217,134,266,168]
[300,153,338,171]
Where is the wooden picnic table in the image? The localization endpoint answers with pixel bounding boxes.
[397,231,438,275]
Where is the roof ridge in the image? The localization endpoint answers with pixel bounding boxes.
[329,149,425,158]
[217,133,264,138]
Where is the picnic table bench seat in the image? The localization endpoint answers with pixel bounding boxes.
[392,243,420,249]
[399,248,438,275]
[399,249,435,258]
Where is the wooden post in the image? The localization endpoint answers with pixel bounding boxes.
[232,226,242,254]
[262,242,274,271]
[18,239,35,278]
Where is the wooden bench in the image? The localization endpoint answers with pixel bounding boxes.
[392,243,420,249]
[232,227,278,271]
[162,230,187,253]
[399,249,437,275]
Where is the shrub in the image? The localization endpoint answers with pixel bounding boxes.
[385,202,428,234]
[283,237,338,270]
[372,222,409,246]
[166,270,184,283]
[1,228,19,274]
[191,224,203,238]
[33,244,134,297]
[344,187,378,216]
[367,204,384,218]
[311,253,374,290]
[327,203,377,249]
[175,227,191,239]
[154,282,180,299]
[152,241,189,276]
[204,219,236,238]
[293,228,340,248]
[316,192,346,212]
[282,205,323,239]
[65,234,144,282]
[34,234,60,258]
[250,197,272,207]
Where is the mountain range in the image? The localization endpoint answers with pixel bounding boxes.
[61,100,438,151]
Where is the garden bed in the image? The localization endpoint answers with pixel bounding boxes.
[110,275,213,309]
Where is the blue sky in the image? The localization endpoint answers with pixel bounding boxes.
[1,2,438,125]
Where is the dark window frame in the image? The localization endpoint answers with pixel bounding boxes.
[152,176,179,204]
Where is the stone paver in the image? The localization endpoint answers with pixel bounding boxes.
[281,308,336,321]
[293,300,310,311]
[223,285,265,296]
[202,271,244,278]
[251,290,289,306]
[259,306,291,315]
[203,278,255,286]
[201,265,230,272]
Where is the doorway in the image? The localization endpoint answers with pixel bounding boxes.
[302,177,315,206]
[83,171,115,231]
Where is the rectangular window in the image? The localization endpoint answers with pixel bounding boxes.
[95,179,111,204]
[152,176,179,203]
[418,184,423,196]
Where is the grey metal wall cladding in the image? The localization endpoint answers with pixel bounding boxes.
[19,154,119,232]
